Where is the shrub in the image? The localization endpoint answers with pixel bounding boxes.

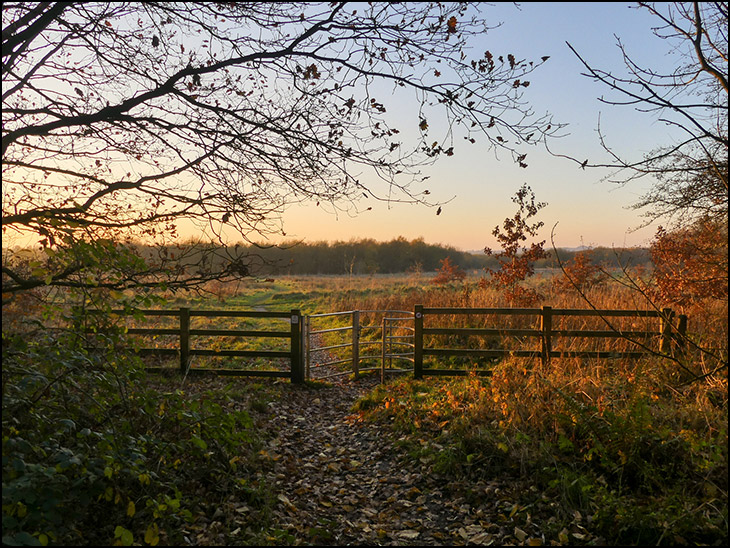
[650,219,729,305]
[553,250,607,293]
[2,302,269,546]
[432,257,466,285]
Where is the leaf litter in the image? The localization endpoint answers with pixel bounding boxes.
[243,371,571,546]
[158,370,593,545]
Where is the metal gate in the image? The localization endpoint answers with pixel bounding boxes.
[304,310,414,381]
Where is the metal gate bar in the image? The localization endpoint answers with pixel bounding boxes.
[380,316,416,382]
[305,310,414,381]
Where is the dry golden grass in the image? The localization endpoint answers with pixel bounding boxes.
[347,272,727,544]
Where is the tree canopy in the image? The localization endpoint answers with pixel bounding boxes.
[2,2,557,293]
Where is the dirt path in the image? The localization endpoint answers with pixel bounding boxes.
[258,373,546,546]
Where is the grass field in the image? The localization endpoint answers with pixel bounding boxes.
[115,271,726,377]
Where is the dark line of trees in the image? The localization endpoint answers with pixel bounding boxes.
[185,237,653,276]
[246,237,487,275]
[0,237,653,283]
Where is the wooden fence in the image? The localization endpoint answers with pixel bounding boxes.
[108,305,687,383]
[414,305,687,378]
[122,308,304,383]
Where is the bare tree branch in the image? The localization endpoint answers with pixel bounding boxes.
[555,2,727,230]
[3,2,559,293]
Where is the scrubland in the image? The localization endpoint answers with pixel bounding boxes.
[209,271,728,544]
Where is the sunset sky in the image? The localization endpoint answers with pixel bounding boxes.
[234,2,681,252]
[2,3,684,253]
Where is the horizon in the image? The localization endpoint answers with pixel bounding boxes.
[1,233,652,256]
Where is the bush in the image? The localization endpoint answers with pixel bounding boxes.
[432,257,466,285]
[2,304,269,546]
[553,250,607,293]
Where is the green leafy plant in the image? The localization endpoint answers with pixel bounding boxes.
[2,283,273,546]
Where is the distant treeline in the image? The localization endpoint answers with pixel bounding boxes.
[237,237,653,275]
[3,237,653,278]
[245,237,485,275]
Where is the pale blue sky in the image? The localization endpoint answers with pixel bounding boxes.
[263,2,681,251]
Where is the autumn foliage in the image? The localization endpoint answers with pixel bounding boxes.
[553,250,607,293]
[479,184,549,305]
[649,219,729,306]
[432,257,467,285]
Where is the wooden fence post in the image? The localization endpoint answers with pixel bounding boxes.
[676,314,688,358]
[414,305,423,379]
[352,310,360,380]
[659,307,675,354]
[290,309,304,384]
[381,317,387,384]
[541,306,552,366]
[179,307,190,374]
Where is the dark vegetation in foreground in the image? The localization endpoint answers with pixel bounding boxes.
[3,321,278,546]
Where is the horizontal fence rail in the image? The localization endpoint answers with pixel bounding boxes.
[87,304,687,384]
[104,308,304,383]
[414,305,687,378]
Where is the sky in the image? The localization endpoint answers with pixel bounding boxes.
[3,2,685,253]
[246,2,682,252]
